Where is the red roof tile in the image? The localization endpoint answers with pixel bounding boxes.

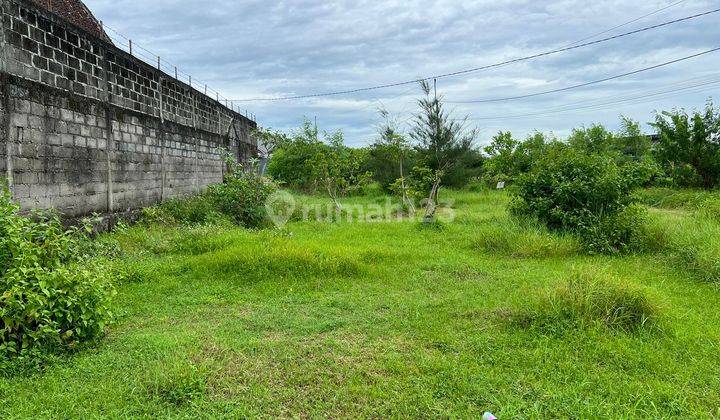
[29,0,112,42]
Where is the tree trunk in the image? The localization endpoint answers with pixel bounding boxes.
[398,157,415,214]
[423,178,442,224]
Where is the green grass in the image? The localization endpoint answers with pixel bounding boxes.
[2,190,720,417]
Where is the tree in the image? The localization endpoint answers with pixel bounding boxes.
[252,127,289,174]
[568,124,616,156]
[266,119,322,190]
[483,131,551,185]
[410,80,477,222]
[371,108,415,211]
[651,101,720,189]
[614,116,652,163]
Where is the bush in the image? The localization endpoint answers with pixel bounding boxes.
[510,145,646,253]
[206,168,277,228]
[0,191,116,369]
[144,164,277,229]
[512,272,658,333]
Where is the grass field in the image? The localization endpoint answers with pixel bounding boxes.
[1,190,720,418]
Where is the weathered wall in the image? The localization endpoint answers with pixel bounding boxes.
[0,0,257,216]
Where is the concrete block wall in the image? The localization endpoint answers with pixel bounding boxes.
[0,0,257,216]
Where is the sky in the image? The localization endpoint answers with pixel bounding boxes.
[85,0,720,147]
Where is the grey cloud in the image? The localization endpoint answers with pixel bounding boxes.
[86,0,720,146]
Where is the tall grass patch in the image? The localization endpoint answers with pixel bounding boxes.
[658,213,720,283]
[510,271,659,333]
[474,217,580,258]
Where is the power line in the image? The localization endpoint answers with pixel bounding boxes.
[446,47,720,104]
[456,75,720,121]
[228,8,720,102]
[559,0,687,48]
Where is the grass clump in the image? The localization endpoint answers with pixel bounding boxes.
[512,271,659,333]
[474,217,580,258]
[659,213,720,283]
[144,359,209,407]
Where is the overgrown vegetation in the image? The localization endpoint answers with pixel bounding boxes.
[0,190,117,372]
[148,159,277,228]
[510,144,647,253]
[3,190,720,417]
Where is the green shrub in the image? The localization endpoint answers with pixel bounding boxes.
[512,272,658,333]
[142,165,277,229]
[0,191,116,369]
[206,168,277,229]
[510,145,645,254]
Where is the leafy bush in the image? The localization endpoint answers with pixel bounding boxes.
[0,191,116,369]
[651,102,720,189]
[510,145,646,253]
[512,272,658,333]
[145,163,277,229]
[206,167,277,228]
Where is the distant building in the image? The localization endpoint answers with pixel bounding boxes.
[28,0,111,42]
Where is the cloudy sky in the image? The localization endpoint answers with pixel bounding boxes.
[85,0,720,147]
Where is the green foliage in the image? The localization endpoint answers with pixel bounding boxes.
[483,131,551,185]
[266,120,322,190]
[207,166,277,229]
[615,117,653,162]
[636,187,717,210]
[568,124,616,155]
[410,81,477,187]
[513,271,658,333]
[147,159,277,229]
[390,165,437,207]
[267,119,371,199]
[651,102,720,189]
[157,196,224,225]
[0,191,116,369]
[365,111,417,191]
[652,209,720,283]
[510,145,646,253]
[311,130,372,201]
